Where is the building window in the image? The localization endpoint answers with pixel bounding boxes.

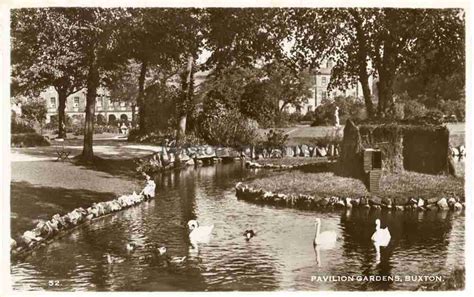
[307,105,313,113]
[96,97,102,106]
[322,77,327,84]
[50,97,56,108]
[120,101,126,107]
[327,60,333,68]
[322,91,327,100]
[73,97,80,107]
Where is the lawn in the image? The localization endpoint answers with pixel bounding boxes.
[10,158,142,237]
[244,170,464,203]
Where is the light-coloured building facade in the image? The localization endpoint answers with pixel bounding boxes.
[42,86,135,124]
[280,60,371,115]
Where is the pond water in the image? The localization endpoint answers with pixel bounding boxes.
[11,162,464,291]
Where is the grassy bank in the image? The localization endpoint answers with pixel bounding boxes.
[11,158,142,238]
[245,170,464,202]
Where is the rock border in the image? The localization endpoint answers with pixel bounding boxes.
[135,144,341,174]
[11,184,156,261]
[235,182,465,212]
[245,158,337,170]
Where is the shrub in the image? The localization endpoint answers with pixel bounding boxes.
[312,100,336,126]
[422,109,445,125]
[335,96,367,124]
[438,99,465,122]
[11,133,50,147]
[21,99,47,126]
[301,110,316,122]
[262,129,289,150]
[273,111,298,128]
[403,100,427,120]
[11,115,35,133]
[198,101,260,147]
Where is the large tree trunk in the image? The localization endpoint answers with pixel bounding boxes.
[137,60,147,133]
[57,88,68,139]
[176,55,194,144]
[376,43,396,118]
[352,10,375,118]
[82,51,99,160]
[375,10,398,118]
[359,75,374,118]
[377,72,395,118]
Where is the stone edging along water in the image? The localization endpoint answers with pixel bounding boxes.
[235,182,465,212]
[244,159,337,170]
[136,144,340,173]
[10,186,155,260]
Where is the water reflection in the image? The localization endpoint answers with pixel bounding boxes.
[11,163,464,291]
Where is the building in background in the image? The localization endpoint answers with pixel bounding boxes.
[280,60,372,115]
[42,87,135,124]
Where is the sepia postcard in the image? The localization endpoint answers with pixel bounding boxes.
[1,0,471,295]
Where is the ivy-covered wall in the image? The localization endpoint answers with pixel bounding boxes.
[339,120,451,177]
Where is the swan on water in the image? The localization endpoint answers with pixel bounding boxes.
[371,219,391,246]
[313,218,337,246]
[243,230,256,241]
[188,220,214,245]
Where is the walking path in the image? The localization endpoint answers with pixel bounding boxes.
[10,136,159,238]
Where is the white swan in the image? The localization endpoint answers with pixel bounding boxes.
[313,218,337,246]
[188,220,214,245]
[371,219,391,246]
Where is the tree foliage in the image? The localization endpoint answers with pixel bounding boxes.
[11,8,88,137]
[291,8,465,118]
[203,8,291,71]
[198,61,312,127]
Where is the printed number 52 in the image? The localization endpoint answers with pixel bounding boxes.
[48,280,60,287]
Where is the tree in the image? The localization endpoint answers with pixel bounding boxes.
[71,8,129,160]
[11,8,87,138]
[261,61,313,114]
[197,66,263,110]
[108,61,140,125]
[291,8,465,118]
[119,8,204,136]
[198,61,312,127]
